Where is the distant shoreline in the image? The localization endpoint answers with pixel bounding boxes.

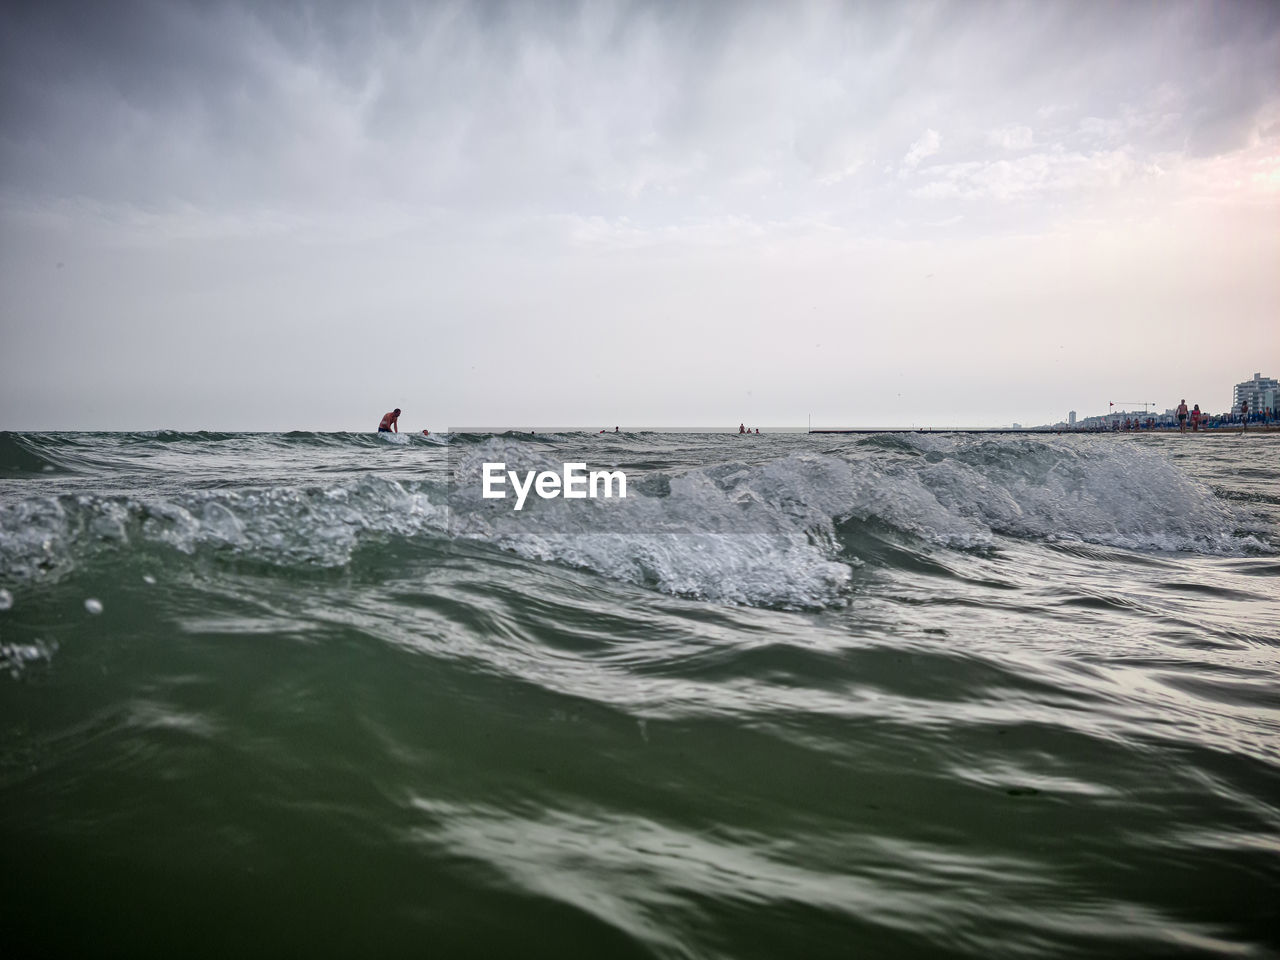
[808,425,1280,434]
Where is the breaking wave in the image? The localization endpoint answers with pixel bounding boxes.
[847,434,1263,554]
[0,433,1269,610]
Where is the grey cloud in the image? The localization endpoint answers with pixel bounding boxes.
[2,0,1277,430]
[5,0,1278,217]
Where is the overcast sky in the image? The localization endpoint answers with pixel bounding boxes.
[2,0,1277,430]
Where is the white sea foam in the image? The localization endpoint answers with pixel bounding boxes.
[0,637,56,679]
[447,441,853,606]
[0,476,447,581]
[441,437,1269,604]
[0,437,1268,609]
[876,436,1260,554]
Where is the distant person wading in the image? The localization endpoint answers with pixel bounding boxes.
[378,408,401,433]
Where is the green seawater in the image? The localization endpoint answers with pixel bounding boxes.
[1,431,1278,958]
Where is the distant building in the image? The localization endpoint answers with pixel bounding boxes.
[1068,410,1077,427]
[1233,372,1278,415]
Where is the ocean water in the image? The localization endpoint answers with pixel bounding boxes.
[1,429,1277,958]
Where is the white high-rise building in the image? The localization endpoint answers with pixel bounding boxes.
[1068,411,1077,427]
[1233,372,1278,416]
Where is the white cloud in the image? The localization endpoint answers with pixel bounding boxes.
[988,125,1034,150]
[1078,116,1127,143]
[910,149,1147,201]
[902,129,942,170]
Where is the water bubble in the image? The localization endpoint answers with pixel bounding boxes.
[0,589,12,612]
[142,575,156,585]
[84,598,103,615]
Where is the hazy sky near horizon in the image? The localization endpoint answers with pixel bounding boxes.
[2,0,1278,430]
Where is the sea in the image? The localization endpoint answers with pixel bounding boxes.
[1,429,1277,959]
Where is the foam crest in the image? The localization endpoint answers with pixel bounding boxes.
[0,476,447,583]
[444,438,1267,606]
[0,436,1267,611]
[446,443,853,607]
[890,437,1264,554]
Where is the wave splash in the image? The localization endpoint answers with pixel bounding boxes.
[0,435,1268,609]
[848,435,1257,554]
[0,477,445,583]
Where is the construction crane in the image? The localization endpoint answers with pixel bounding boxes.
[1109,401,1156,415]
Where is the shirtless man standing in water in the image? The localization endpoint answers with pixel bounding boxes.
[1177,399,1188,434]
[378,408,400,433]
